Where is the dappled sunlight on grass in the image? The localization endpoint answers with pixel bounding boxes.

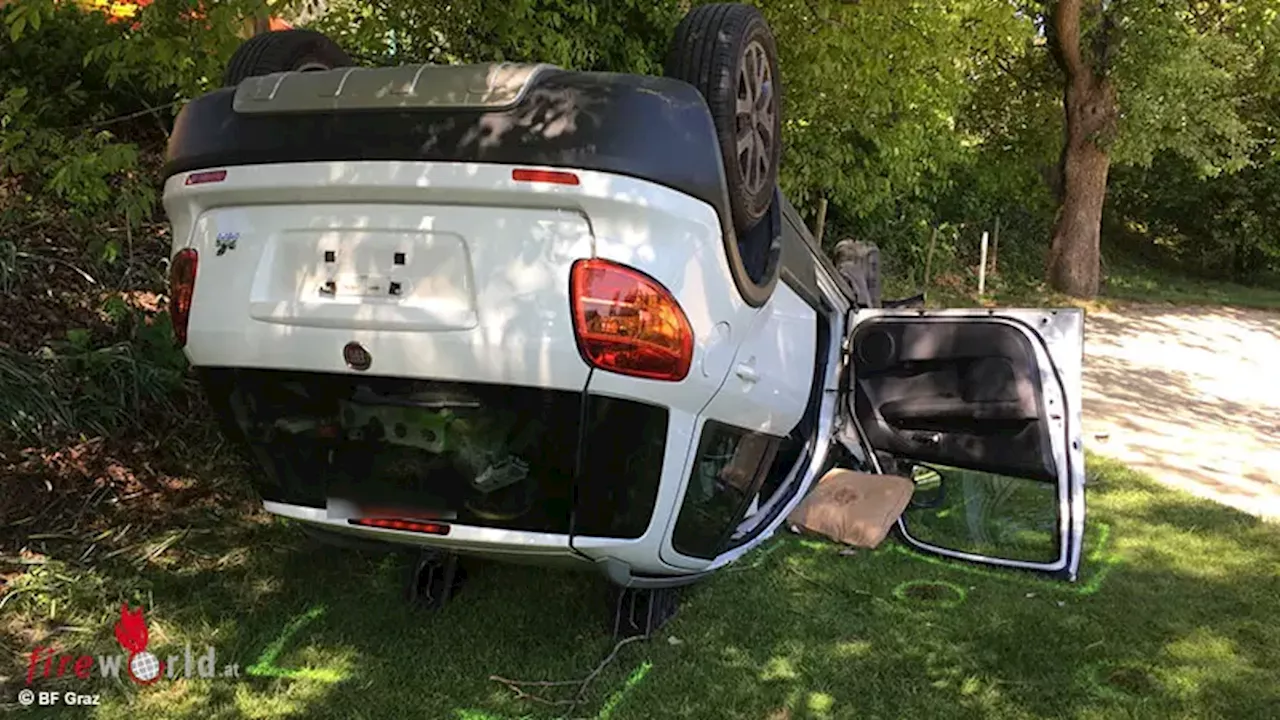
[830,639,871,658]
[892,252,1280,313]
[618,455,1278,719]
[233,673,348,719]
[1160,628,1257,701]
[803,690,834,717]
[114,680,215,717]
[1101,264,1280,311]
[759,655,800,682]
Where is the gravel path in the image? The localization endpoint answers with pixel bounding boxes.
[1082,304,1280,520]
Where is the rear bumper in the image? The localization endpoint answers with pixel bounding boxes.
[268,501,586,567]
[273,500,713,586]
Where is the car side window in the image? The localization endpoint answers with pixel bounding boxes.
[903,463,1060,563]
[671,421,781,559]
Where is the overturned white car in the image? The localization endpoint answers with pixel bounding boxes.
[162,4,1085,636]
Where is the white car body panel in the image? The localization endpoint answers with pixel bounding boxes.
[699,282,817,437]
[264,501,584,566]
[655,282,819,570]
[165,160,843,578]
[167,161,747,395]
[182,202,593,390]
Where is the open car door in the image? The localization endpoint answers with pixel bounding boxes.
[844,309,1086,580]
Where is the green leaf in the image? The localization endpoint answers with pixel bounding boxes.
[9,13,26,43]
[100,239,120,265]
[65,328,92,350]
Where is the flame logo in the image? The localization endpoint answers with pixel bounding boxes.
[114,604,149,654]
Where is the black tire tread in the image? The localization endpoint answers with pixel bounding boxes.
[223,29,353,87]
[665,3,781,234]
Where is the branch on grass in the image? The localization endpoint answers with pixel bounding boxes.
[14,251,97,285]
[784,562,889,610]
[488,678,576,707]
[490,634,649,717]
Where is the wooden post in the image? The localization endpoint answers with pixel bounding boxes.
[813,197,829,245]
[978,231,989,296]
[924,225,939,288]
[991,215,1000,275]
[252,0,272,35]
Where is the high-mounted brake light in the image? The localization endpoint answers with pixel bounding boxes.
[570,259,693,382]
[351,518,451,535]
[168,248,198,348]
[512,168,580,186]
[184,169,227,186]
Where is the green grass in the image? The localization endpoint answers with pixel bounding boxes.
[1099,262,1280,310]
[882,257,1280,312]
[3,453,1278,719]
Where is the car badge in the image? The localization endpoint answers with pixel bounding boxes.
[215,232,239,256]
[343,342,372,371]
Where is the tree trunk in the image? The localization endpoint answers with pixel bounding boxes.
[1048,80,1114,297]
[1046,0,1117,299]
[813,197,828,244]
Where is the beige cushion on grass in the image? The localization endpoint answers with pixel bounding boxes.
[786,469,915,549]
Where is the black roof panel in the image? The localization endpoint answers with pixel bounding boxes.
[165,69,733,230]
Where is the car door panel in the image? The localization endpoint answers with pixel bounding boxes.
[700,282,816,436]
[661,283,819,568]
[846,309,1086,580]
[850,319,1057,483]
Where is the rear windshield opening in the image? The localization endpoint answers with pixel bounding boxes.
[201,369,667,538]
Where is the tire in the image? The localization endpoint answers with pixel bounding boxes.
[223,29,354,86]
[832,239,882,309]
[665,3,782,235]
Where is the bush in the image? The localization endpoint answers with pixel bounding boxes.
[1107,155,1280,283]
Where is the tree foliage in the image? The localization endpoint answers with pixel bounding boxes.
[1,0,1277,302]
[761,1,1031,213]
[305,0,681,74]
[1038,0,1280,295]
[1108,0,1278,172]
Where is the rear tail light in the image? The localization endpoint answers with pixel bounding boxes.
[169,248,198,348]
[512,168,579,186]
[350,518,451,535]
[184,169,227,185]
[570,259,693,382]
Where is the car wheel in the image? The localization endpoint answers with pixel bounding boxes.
[223,29,353,86]
[665,3,782,235]
[832,239,882,309]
